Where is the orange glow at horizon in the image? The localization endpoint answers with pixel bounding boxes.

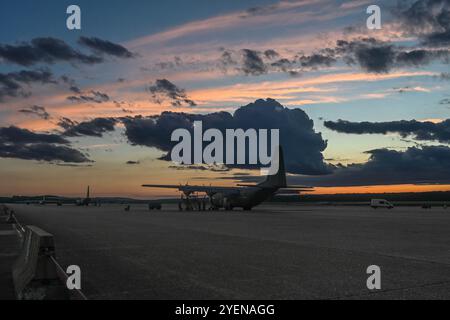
[311,184,450,195]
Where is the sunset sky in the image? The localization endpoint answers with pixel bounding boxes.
[1,0,450,198]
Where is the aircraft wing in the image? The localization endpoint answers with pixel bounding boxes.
[276,189,314,195]
[142,184,241,195]
[143,182,313,194]
[237,184,314,191]
[282,185,314,189]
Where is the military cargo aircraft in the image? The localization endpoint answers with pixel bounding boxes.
[76,186,92,206]
[142,147,313,211]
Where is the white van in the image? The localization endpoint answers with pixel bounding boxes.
[371,199,394,209]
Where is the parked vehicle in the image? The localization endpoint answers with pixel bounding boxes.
[148,202,162,210]
[371,199,394,209]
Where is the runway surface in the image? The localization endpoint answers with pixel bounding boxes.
[7,203,450,299]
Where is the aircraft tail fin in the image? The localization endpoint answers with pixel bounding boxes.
[259,146,287,188]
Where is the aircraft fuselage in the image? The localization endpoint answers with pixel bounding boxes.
[210,186,278,210]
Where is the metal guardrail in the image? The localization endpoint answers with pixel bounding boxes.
[10,212,26,239]
[5,206,88,300]
[0,205,26,241]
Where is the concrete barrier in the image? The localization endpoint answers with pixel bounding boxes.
[12,226,70,300]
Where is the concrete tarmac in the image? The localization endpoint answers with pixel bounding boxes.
[5,203,450,299]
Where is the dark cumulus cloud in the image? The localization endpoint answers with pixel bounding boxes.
[122,112,201,151]
[396,49,450,67]
[58,117,77,130]
[395,0,450,46]
[0,69,55,101]
[241,49,267,75]
[335,38,397,73]
[289,146,450,186]
[233,99,330,174]
[0,143,90,163]
[148,79,196,107]
[394,0,450,37]
[0,37,102,66]
[223,37,449,76]
[424,29,450,46]
[78,37,135,58]
[298,54,336,69]
[219,49,238,70]
[61,117,118,137]
[67,90,110,104]
[0,126,67,144]
[395,49,433,66]
[0,126,89,163]
[331,38,450,73]
[324,119,450,143]
[122,98,330,175]
[219,48,335,76]
[18,105,51,120]
[270,58,296,74]
[264,49,279,59]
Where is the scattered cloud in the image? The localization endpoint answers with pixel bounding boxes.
[148,79,197,107]
[61,117,118,137]
[0,37,103,66]
[241,49,268,75]
[324,119,450,143]
[298,53,336,69]
[18,105,51,120]
[0,126,89,163]
[0,69,55,101]
[78,37,136,58]
[219,48,336,76]
[264,49,280,59]
[0,126,67,144]
[394,0,450,45]
[67,90,110,104]
[60,75,82,93]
